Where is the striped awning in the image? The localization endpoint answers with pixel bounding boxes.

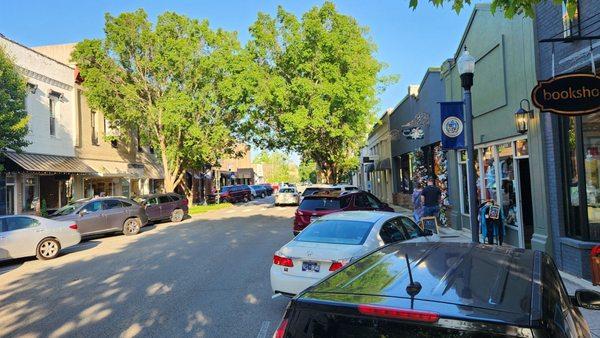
[3,151,95,174]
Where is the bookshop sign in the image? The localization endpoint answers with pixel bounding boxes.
[531,73,600,116]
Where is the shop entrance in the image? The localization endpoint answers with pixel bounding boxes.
[518,158,534,248]
[6,184,15,214]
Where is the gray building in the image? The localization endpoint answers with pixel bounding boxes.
[390,68,445,209]
[534,0,600,280]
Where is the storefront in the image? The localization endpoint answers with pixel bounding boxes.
[390,69,446,213]
[533,0,600,280]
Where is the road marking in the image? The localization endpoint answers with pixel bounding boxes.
[257,321,270,338]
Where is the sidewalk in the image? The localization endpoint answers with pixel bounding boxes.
[392,204,600,336]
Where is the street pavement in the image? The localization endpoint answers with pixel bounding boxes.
[0,196,293,338]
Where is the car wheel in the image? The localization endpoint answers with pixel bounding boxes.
[36,238,61,260]
[243,196,249,203]
[123,217,141,236]
[171,209,184,223]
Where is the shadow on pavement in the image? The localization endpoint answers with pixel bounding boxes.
[0,213,292,337]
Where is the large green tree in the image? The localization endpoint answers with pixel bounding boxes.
[411,0,577,18]
[243,2,388,183]
[0,47,29,169]
[72,10,247,193]
[253,151,299,183]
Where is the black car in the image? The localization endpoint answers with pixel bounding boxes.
[274,242,600,338]
[260,183,274,196]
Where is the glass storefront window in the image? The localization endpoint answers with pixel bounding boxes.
[516,139,529,157]
[22,176,38,212]
[582,114,600,240]
[481,146,498,203]
[458,150,480,215]
[498,143,517,228]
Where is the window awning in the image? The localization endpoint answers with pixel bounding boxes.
[3,151,96,174]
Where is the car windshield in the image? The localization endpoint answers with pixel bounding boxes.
[279,188,295,193]
[52,202,85,216]
[295,220,374,245]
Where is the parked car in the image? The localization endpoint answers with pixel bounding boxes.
[293,190,394,235]
[0,215,81,261]
[274,187,300,206]
[274,242,600,338]
[299,184,333,202]
[50,197,148,237]
[137,193,188,223]
[260,183,274,196]
[250,185,268,199]
[332,183,360,192]
[271,211,438,296]
[207,185,252,204]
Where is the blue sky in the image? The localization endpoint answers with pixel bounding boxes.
[0,0,473,162]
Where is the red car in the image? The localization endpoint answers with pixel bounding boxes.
[207,185,252,204]
[292,190,394,235]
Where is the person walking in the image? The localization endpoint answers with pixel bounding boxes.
[412,182,424,222]
[420,178,441,219]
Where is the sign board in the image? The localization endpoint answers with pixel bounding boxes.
[419,216,439,234]
[531,73,600,116]
[440,102,465,150]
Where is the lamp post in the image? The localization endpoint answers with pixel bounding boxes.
[458,47,479,243]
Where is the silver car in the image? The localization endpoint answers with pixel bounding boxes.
[275,187,300,206]
[0,215,81,260]
[51,197,148,237]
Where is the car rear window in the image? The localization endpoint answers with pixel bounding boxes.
[299,198,341,211]
[279,188,295,193]
[295,220,373,245]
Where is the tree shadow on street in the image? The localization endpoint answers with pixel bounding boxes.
[0,213,292,337]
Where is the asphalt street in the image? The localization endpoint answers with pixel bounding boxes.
[0,197,293,338]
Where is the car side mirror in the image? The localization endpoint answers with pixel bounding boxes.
[78,210,88,217]
[572,289,600,310]
[423,229,433,236]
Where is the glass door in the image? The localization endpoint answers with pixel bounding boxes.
[6,184,15,214]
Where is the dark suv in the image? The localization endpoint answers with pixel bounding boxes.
[293,190,393,235]
[137,193,188,223]
[207,185,252,204]
[274,242,599,338]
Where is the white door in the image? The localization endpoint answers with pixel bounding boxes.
[1,216,45,259]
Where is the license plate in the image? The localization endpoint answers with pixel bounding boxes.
[302,261,320,272]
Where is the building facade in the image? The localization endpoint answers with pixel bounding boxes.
[534,0,600,279]
[443,5,550,250]
[390,69,446,213]
[0,35,96,215]
[366,111,393,203]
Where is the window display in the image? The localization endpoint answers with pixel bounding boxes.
[497,143,517,228]
[582,114,600,240]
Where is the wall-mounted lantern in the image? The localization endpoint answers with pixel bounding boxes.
[515,99,534,134]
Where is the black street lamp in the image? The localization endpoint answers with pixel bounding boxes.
[515,99,534,134]
[457,47,479,243]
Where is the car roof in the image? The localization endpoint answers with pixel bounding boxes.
[319,211,397,223]
[302,242,535,322]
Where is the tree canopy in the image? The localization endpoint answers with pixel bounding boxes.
[72,10,248,192]
[412,0,578,18]
[243,2,388,183]
[253,151,299,183]
[0,47,29,170]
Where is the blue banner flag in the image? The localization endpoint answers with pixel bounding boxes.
[440,102,465,150]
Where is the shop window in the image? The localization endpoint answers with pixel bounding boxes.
[482,147,498,203]
[562,1,580,38]
[458,149,481,215]
[497,143,517,228]
[516,139,528,157]
[583,114,600,240]
[562,117,583,239]
[22,177,38,212]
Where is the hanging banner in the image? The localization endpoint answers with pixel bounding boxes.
[440,102,465,150]
[531,73,600,116]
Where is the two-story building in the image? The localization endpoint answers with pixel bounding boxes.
[365,111,393,203]
[0,35,95,215]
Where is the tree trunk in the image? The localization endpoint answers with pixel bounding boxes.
[158,135,179,192]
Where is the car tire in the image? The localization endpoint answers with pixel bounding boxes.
[171,209,184,223]
[36,238,61,260]
[243,196,249,203]
[123,217,141,236]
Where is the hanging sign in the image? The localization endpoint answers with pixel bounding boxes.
[402,127,425,140]
[440,102,465,150]
[531,73,600,116]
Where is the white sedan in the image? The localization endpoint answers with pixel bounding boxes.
[270,211,439,296]
[0,215,81,261]
[274,187,300,206]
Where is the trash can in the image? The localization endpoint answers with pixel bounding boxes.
[591,245,600,286]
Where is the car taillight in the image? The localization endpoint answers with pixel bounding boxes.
[273,254,294,267]
[329,261,344,271]
[357,305,439,323]
[69,224,78,230]
[273,318,288,338]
